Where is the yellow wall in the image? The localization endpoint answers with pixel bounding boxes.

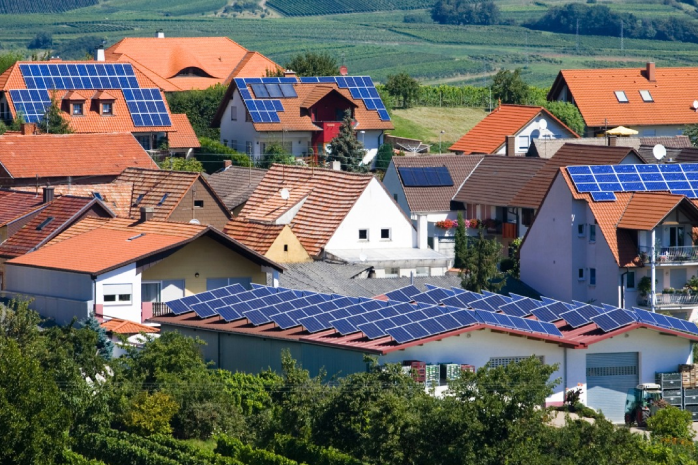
[266,225,312,263]
[142,235,266,295]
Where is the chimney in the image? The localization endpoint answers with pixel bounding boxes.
[506,135,516,157]
[156,30,165,38]
[284,69,296,77]
[95,46,105,62]
[608,135,618,147]
[224,159,232,169]
[20,123,36,135]
[43,186,54,204]
[140,207,154,222]
[646,62,656,82]
[332,160,342,171]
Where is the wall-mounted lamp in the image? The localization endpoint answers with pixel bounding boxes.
[195,272,200,278]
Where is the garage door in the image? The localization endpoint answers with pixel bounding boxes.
[586,352,638,423]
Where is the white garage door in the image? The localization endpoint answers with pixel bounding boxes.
[586,352,639,423]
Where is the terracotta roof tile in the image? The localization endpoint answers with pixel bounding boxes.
[105,37,281,90]
[101,318,159,334]
[0,133,157,181]
[511,144,639,209]
[167,114,201,149]
[224,219,284,254]
[227,52,282,83]
[617,193,687,230]
[207,165,268,210]
[392,154,484,213]
[0,190,46,226]
[13,183,133,218]
[233,165,373,256]
[453,156,547,206]
[449,105,579,154]
[0,196,108,258]
[550,65,698,127]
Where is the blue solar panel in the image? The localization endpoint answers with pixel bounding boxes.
[591,191,616,202]
[531,307,558,322]
[331,318,358,335]
[244,309,270,325]
[271,313,298,329]
[191,302,217,319]
[165,300,190,315]
[524,319,547,334]
[592,313,620,332]
[576,305,601,320]
[559,310,590,328]
[412,292,438,304]
[398,167,453,187]
[386,326,414,344]
[606,309,636,326]
[474,309,499,325]
[357,322,385,339]
[420,318,446,335]
[469,298,497,311]
[403,322,430,339]
[9,89,50,123]
[385,289,409,302]
[509,297,540,313]
[540,321,563,337]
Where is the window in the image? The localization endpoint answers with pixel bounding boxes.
[72,103,83,115]
[639,90,653,102]
[415,266,429,277]
[36,217,55,231]
[380,228,391,240]
[283,244,288,252]
[246,141,253,156]
[589,224,596,242]
[230,140,237,151]
[589,268,596,286]
[101,102,113,115]
[578,268,585,280]
[103,283,132,304]
[522,208,534,227]
[489,356,544,369]
[626,271,635,289]
[194,200,204,208]
[231,106,238,121]
[577,224,585,237]
[385,267,400,278]
[614,91,628,103]
[517,135,530,152]
[393,193,398,202]
[358,229,368,241]
[245,110,252,123]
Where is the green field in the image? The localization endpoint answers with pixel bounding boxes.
[0,0,697,88]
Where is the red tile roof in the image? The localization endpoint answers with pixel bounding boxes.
[391,154,484,213]
[0,133,157,180]
[549,65,698,127]
[449,105,579,154]
[229,165,373,256]
[101,318,159,334]
[14,183,134,218]
[224,220,285,255]
[167,114,200,149]
[0,196,111,259]
[105,37,281,91]
[0,190,46,226]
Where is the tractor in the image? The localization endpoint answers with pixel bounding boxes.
[624,383,662,427]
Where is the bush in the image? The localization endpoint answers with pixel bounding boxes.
[270,435,366,465]
[499,258,515,274]
[121,391,179,436]
[647,406,694,440]
[75,433,180,465]
[216,435,298,465]
[62,450,107,465]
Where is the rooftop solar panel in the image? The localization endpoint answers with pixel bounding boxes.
[271,313,298,329]
[398,167,454,187]
[358,322,386,339]
[540,321,563,337]
[298,316,326,333]
[191,302,217,319]
[331,318,358,335]
[559,310,590,328]
[403,322,430,339]
[244,309,271,326]
[469,298,497,311]
[591,313,621,332]
[531,307,558,322]
[165,300,190,315]
[386,326,414,344]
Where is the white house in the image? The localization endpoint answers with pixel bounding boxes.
[152,283,698,423]
[225,164,449,277]
[3,214,283,324]
[212,74,393,163]
[449,104,579,156]
[521,162,698,321]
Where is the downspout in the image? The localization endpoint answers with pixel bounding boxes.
[620,269,629,309]
[563,347,568,396]
[651,229,656,312]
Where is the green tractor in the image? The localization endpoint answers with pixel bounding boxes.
[624,383,662,427]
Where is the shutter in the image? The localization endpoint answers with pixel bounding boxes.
[586,352,638,423]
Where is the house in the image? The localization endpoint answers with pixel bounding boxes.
[0,132,158,187]
[521,162,698,321]
[3,212,284,324]
[151,282,698,423]
[211,74,393,161]
[101,318,159,357]
[548,62,698,137]
[0,59,199,152]
[113,167,231,229]
[0,189,55,243]
[207,164,268,215]
[449,104,579,156]
[382,154,484,260]
[225,164,449,276]
[105,34,281,91]
[14,182,136,218]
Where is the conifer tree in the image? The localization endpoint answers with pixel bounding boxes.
[460,225,504,293]
[84,316,113,360]
[38,93,72,134]
[328,109,366,172]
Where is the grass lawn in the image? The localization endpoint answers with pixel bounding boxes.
[388,106,488,152]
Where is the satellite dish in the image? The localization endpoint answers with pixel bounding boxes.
[653,144,667,161]
[280,188,290,200]
[538,119,548,130]
[339,65,348,76]
[693,100,698,110]
[359,253,367,262]
[189,219,201,225]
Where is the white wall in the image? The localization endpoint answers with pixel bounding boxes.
[219,90,261,155]
[383,161,411,217]
[493,114,576,155]
[95,263,142,322]
[325,178,416,250]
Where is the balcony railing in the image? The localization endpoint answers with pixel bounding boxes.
[638,293,698,308]
[638,245,698,265]
[152,302,172,317]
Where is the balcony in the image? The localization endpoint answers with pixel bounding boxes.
[638,245,698,265]
[151,302,172,317]
[638,293,698,309]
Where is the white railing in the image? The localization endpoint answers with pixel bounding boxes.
[638,246,698,264]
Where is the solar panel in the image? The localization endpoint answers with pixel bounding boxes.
[606,309,636,326]
[331,318,358,335]
[591,313,621,332]
[576,305,601,320]
[165,300,190,315]
[9,89,50,123]
[244,309,270,326]
[469,298,497,311]
[298,316,326,333]
[386,326,415,344]
[218,306,243,322]
[531,307,558,322]
[559,309,590,328]
[398,167,453,187]
[357,321,386,339]
[191,302,217,319]
[540,321,563,337]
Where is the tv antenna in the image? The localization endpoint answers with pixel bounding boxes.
[652,144,666,161]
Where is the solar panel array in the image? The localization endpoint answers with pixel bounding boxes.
[15,63,170,127]
[397,167,454,187]
[567,164,698,202]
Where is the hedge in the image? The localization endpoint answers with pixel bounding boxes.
[62,449,107,465]
[216,435,297,465]
[75,433,181,465]
[271,435,367,465]
[100,430,216,465]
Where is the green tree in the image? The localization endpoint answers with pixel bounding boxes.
[454,211,468,269]
[83,315,113,360]
[0,51,23,75]
[544,101,585,136]
[432,0,500,25]
[284,52,339,77]
[28,31,52,49]
[384,72,420,109]
[158,157,205,172]
[507,236,522,279]
[328,109,366,173]
[166,84,227,139]
[374,143,394,171]
[53,36,103,60]
[38,93,72,134]
[121,391,179,436]
[491,68,530,105]
[684,124,698,147]
[258,142,296,169]
[646,406,694,441]
[460,225,504,292]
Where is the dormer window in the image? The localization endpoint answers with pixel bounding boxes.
[72,103,83,116]
[102,102,113,115]
[639,90,653,102]
[614,91,628,103]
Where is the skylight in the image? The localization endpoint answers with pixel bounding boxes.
[133,193,144,206]
[93,192,104,201]
[639,90,653,102]
[614,91,629,103]
[36,217,55,231]
[157,193,169,206]
[127,233,145,242]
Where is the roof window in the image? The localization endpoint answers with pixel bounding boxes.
[127,233,145,242]
[36,217,55,231]
[157,193,168,206]
[133,193,144,206]
[614,91,629,103]
[93,192,104,201]
[639,90,653,102]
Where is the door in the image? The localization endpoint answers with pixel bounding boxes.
[669,226,685,247]
[586,352,639,423]
[670,268,687,290]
